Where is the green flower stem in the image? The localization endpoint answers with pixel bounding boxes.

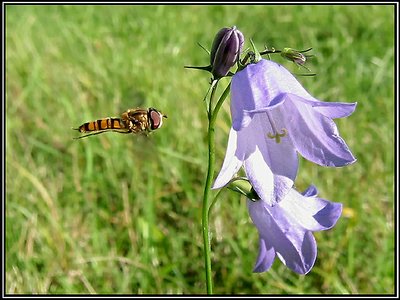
[202,81,231,294]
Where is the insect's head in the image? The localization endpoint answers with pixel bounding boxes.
[148,107,167,131]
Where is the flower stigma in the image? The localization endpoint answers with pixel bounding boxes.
[265,111,287,143]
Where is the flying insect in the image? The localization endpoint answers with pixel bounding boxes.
[73,107,167,139]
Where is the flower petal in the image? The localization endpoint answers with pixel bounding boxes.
[243,147,274,205]
[283,95,356,167]
[276,231,316,274]
[312,201,343,229]
[232,93,287,131]
[302,184,318,197]
[243,140,293,206]
[288,93,357,119]
[212,128,246,189]
[232,95,286,131]
[279,189,343,231]
[231,59,318,130]
[252,236,276,273]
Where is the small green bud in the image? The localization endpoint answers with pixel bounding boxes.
[281,47,314,71]
[281,47,307,65]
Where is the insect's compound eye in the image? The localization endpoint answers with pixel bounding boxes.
[149,109,163,130]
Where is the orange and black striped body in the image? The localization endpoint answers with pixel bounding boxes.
[78,117,127,133]
[74,117,130,139]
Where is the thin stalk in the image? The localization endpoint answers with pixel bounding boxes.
[201,81,231,294]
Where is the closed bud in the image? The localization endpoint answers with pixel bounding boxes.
[281,47,307,65]
[210,26,244,79]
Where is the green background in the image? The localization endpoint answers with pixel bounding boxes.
[5,4,395,294]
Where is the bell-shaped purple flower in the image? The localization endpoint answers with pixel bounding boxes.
[248,184,342,274]
[213,59,356,205]
[210,26,244,79]
[232,59,357,167]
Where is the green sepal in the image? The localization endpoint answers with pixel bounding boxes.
[184,64,213,73]
[227,177,260,201]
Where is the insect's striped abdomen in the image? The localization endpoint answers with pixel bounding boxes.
[78,118,126,133]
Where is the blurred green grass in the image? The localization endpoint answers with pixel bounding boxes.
[5,4,395,294]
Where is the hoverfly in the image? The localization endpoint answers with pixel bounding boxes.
[73,107,167,139]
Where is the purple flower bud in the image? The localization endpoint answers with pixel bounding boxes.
[210,26,244,79]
